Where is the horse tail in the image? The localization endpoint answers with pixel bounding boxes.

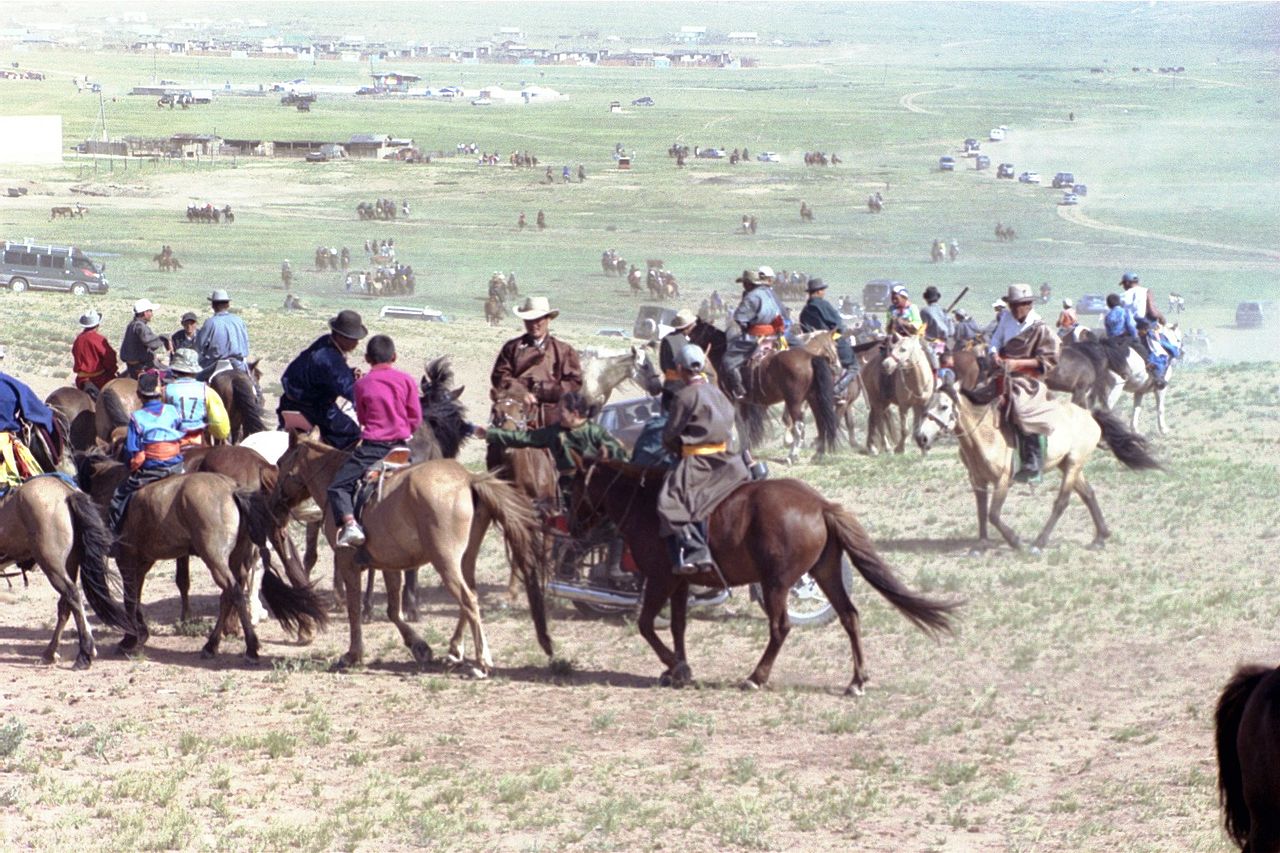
[101,385,131,433]
[232,372,271,436]
[1091,409,1163,472]
[739,402,768,450]
[469,471,552,656]
[67,488,130,631]
[824,504,957,637]
[232,489,327,635]
[1215,664,1271,848]
[808,356,839,455]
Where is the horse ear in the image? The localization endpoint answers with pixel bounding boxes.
[449,386,465,401]
[489,386,499,402]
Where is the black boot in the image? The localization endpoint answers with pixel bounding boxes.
[724,366,747,401]
[670,526,713,575]
[834,367,856,398]
[1014,432,1044,484]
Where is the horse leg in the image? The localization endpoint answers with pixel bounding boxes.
[745,582,792,690]
[382,570,432,667]
[435,559,490,676]
[810,551,866,695]
[303,521,320,575]
[175,556,191,622]
[334,562,366,670]
[203,559,257,661]
[1155,386,1167,435]
[1130,390,1144,434]
[117,562,151,653]
[988,480,1022,550]
[402,569,420,623]
[42,592,74,665]
[361,568,376,624]
[1031,470,1076,552]
[667,580,693,688]
[450,501,491,663]
[639,574,680,683]
[973,487,992,547]
[894,404,908,454]
[1074,474,1110,549]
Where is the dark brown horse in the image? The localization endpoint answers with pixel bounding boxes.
[0,476,129,669]
[209,364,271,443]
[1216,663,1280,852]
[570,457,957,694]
[45,386,98,451]
[93,378,140,444]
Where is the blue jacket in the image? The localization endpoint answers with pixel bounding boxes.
[127,400,185,469]
[732,286,782,332]
[1104,306,1136,339]
[279,335,360,448]
[196,311,250,368]
[0,372,55,435]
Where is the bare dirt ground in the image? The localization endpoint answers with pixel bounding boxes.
[1,365,1276,852]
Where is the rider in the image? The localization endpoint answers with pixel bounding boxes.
[119,299,171,378]
[71,310,118,395]
[1104,293,1138,341]
[658,344,750,574]
[919,285,952,373]
[658,308,698,411]
[951,309,981,348]
[171,311,199,353]
[490,296,583,430]
[163,349,230,448]
[0,371,58,487]
[882,284,934,398]
[988,284,1060,484]
[722,269,783,401]
[1056,298,1078,339]
[327,334,422,549]
[798,278,858,396]
[1119,272,1178,386]
[108,373,185,532]
[278,309,368,450]
[195,289,251,378]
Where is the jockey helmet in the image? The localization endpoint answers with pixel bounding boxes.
[1121,271,1139,285]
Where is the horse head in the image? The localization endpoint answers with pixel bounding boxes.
[630,343,662,395]
[490,380,534,430]
[915,380,959,451]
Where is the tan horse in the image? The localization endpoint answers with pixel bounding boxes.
[94,377,140,444]
[270,432,550,674]
[0,476,129,669]
[913,381,1161,552]
[865,334,934,455]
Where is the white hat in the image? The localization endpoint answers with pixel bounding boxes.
[672,308,698,329]
[78,310,102,329]
[133,298,155,314]
[208,288,231,302]
[1002,283,1035,304]
[991,299,1005,311]
[1062,298,1074,309]
[513,295,560,321]
[757,265,775,280]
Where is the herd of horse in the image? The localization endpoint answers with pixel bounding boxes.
[355,199,403,221]
[185,204,234,224]
[151,245,183,272]
[50,204,88,220]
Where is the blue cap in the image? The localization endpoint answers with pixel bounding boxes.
[1121,271,1139,284]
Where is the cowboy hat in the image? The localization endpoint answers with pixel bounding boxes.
[169,348,201,375]
[805,278,827,293]
[923,285,941,302]
[137,373,163,397]
[513,296,559,321]
[1002,283,1035,304]
[208,289,231,302]
[672,308,698,329]
[133,298,155,315]
[676,343,706,371]
[735,270,760,286]
[328,309,368,339]
[78,310,102,329]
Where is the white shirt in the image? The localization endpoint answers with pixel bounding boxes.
[988,307,1043,355]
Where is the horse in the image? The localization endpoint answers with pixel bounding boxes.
[627,266,643,295]
[484,295,504,326]
[270,432,550,674]
[867,194,883,214]
[569,457,957,693]
[1215,663,1280,852]
[45,386,97,451]
[1044,339,1135,409]
[1105,327,1181,436]
[931,240,945,263]
[866,335,935,455]
[208,363,270,443]
[0,476,130,670]
[578,344,660,406]
[913,379,1162,552]
[742,331,842,463]
[93,378,140,444]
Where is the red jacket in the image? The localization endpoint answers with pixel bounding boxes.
[72,329,118,390]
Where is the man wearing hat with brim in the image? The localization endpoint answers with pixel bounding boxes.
[171,311,199,353]
[799,278,858,395]
[71,309,118,394]
[722,269,784,401]
[164,349,230,448]
[119,299,171,378]
[277,310,368,449]
[489,296,583,455]
[658,307,699,410]
[108,372,185,533]
[657,343,750,575]
[195,289,251,379]
[988,283,1060,484]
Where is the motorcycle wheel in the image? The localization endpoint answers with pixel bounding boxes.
[750,558,853,628]
[571,599,633,618]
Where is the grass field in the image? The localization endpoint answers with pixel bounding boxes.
[0,5,1278,851]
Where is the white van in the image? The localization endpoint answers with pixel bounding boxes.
[989,128,1006,141]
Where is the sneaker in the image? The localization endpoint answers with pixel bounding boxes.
[336,520,366,548]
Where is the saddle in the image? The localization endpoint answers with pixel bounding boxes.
[352,447,411,522]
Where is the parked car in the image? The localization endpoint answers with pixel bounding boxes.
[862,279,902,312]
[633,305,679,340]
[597,395,662,451]
[989,127,1006,141]
[996,163,1016,179]
[1076,294,1108,315]
[1018,171,1042,184]
[1052,172,1076,188]
[963,138,981,153]
[975,155,991,170]
[304,151,328,163]
[1072,183,1088,196]
[631,96,655,107]
[939,155,956,171]
[698,148,726,159]
[1060,192,1079,205]
[1,241,108,295]
[756,152,781,162]
[1235,301,1270,329]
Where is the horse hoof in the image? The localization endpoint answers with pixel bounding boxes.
[738,679,760,692]
[671,662,693,688]
[1028,545,1043,556]
[658,670,674,688]
[404,608,421,624]
[200,646,217,660]
[41,651,60,665]
[329,655,359,673]
[844,682,865,698]
[458,663,488,681]
[411,640,434,666]
[360,610,373,626]
[116,639,137,656]
[243,653,261,666]
[72,656,92,672]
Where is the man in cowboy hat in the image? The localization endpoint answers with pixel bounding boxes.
[195,289,251,377]
[164,349,230,448]
[722,269,784,401]
[657,343,750,574]
[171,311,198,353]
[988,283,1060,483]
[278,309,368,449]
[71,309,118,394]
[658,307,699,410]
[798,278,858,396]
[490,295,583,430]
[108,372,185,532]
[119,299,170,378]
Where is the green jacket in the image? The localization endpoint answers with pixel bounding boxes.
[485,421,625,472]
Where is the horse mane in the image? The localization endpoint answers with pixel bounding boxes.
[73,447,119,491]
[100,384,132,431]
[960,380,1001,407]
[229,371,272,435]
[417,357,470,460]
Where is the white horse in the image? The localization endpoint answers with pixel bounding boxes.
[1100,326,1181,435]
[577,344,660,406]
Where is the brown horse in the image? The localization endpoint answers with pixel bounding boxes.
[0,476,129,669]
[484,295,504,326]
[1216,663,1280,852]
[862,334,934,455]
[208,364,270,443]
[45,386,98,451]
[270,432,550,673]
[570,457,956,694]
[94,378,140,444]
